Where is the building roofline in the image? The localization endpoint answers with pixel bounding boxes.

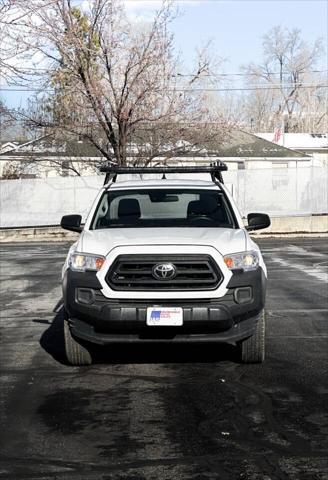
[239,129,311,158]
[0,134,54,155]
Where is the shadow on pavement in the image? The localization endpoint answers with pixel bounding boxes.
[93,342,237,365]
[39,308,70,365]
[40,306,238,366]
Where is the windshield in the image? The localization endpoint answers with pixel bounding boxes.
[91,189,236,229]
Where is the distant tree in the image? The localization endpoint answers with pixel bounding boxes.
[0,1,12,79]
[0,0,35,85]
[1,161,22,179]
[0,99,14,134]
[242,26,325,132]
[3,0,231,167]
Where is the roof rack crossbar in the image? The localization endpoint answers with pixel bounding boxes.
[100,162,227,185]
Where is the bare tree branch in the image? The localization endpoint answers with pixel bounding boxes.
[241,25,325,132]
[2,0,231,169]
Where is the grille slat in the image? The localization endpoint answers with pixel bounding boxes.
[106,255,222,291]
[116,268,212,275]
[112,278,218,285]
[116,269,152,275]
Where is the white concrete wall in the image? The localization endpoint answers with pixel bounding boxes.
[0,167,327,228]
[0,176,103,227]
[224,166,327,217]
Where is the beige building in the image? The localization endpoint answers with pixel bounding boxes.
[256,133,327,167]
[0,130,311,178]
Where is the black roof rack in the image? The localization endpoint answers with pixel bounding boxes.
[100,162,228,185]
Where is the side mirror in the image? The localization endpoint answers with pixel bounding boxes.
[60,214,83,233]
[246,213,271,232]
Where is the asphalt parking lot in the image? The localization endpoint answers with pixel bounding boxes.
[0,238,327,480]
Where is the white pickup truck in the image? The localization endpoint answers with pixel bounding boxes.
[61,164,270,365]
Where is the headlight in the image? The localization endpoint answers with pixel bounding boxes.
[223,251,259,271]
[69,253,105,272]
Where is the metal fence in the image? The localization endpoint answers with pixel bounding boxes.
[0,167,327,228]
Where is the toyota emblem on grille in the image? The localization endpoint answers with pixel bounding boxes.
[152,263,177,280]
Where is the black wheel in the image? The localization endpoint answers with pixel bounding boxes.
[238,310,265,364]
[63,318,92,366]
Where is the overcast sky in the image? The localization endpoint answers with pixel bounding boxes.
[1,0,327,108]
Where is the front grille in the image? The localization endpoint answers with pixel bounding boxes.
[106,255,222,291]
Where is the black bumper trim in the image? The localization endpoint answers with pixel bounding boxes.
[63,267,266,344]
[69,315,258,345]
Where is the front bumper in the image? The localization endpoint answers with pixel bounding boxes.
[63,267,266,345]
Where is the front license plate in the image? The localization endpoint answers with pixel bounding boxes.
[146,307,183,326]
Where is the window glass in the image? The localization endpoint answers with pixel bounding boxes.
[91,189,236,229]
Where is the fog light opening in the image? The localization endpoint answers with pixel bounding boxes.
[76,288,95,305]
[234,287,253,305]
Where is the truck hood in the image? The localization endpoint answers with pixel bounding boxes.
[79,228,246,257]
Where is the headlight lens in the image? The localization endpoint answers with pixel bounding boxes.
[69,253,105,272]
[223,251,259,271]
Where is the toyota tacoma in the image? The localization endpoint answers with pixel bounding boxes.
[61,164,270,365]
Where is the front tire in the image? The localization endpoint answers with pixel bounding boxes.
[64,318,92,366]
[238,310,265,364]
